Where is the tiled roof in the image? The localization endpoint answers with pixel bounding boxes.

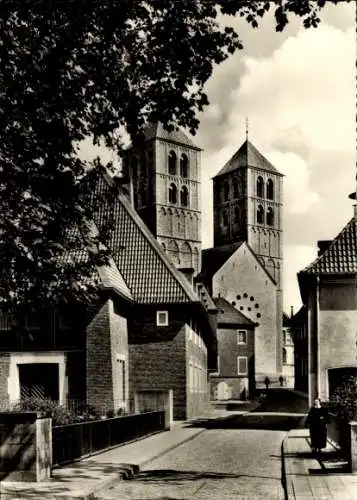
[143,122,201,150]
[62,225,133,302]
[214,297,255,326]
[213,139,282,178]
[200,242,244,287]
[301,216,357,275]
[93,175,200,305]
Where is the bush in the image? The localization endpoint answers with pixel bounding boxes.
[10,398,101,426]
[328,375,357,423]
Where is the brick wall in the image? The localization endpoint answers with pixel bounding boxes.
[185,324,209,419]
[86,298,129,412]
[110,301,129,411]
[0,353,10,405]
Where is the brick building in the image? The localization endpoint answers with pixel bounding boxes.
[210,297,256,400]
[297,202,357,405]
[282,312,294,388]
[200,138,284,387]
[0,253,133,414]
[93,174,217,420]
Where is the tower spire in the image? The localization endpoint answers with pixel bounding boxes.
[245,117,249,141]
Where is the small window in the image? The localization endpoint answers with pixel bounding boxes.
[266,179,274,200]
[222,210,228,227]
[237,356,248,375]
[282,348,287,365]
[168,183,177,204]
[267,207,274,226]
[168,151,177,175]
[237,330,247,344]
[257,176,264,198]
[180,186,189,207]
[180,154,189,178]
[156,311,169,326]
[224,181,230,201]
[257,205,264,224]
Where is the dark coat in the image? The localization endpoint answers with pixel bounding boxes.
[306,407,330,449]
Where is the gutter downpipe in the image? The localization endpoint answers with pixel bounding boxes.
[316,275,321,400]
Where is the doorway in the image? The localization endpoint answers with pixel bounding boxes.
[18,363,59,400]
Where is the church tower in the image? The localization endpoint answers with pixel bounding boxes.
[123,123,202,276]
[213,139,283,288]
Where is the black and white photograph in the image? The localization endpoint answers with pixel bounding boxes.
[0,1,355,499]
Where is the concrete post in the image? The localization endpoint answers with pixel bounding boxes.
[0,412,52,482]
[164,389,174,430]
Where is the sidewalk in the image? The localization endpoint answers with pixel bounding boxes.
[283,428,357,499]
[0,409,235,500]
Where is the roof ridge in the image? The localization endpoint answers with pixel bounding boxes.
[103,175,200,303]
[240,242,277,285]
[303,216,356,273]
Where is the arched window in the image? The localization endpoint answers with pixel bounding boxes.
[224,181,230,201]
[234,206,240,224]
[168,151,177,175]
[257,176,264,198]
[257,205,264,224]
[180,186,189,207]
[139,182,146,206]
[233,179,239,198]
[267,207,274,226]
[168,183,177,204]
[222,210,228,227]
[267,179,274,200]
[282,348,287,365]
[180,154,189,178]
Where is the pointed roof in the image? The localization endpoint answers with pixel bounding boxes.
[93,175,200,305]
[301,216,357,275]
[213,139,283,178]
[143,122,201,150]
[200,242,244,287]
[214,297,256,327]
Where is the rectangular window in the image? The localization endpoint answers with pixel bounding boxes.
[237,330,247,345]
[237,356,248,376]
[156,310,169,326]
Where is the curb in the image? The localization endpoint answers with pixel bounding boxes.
[281,435,294,500]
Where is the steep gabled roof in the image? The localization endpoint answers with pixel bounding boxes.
[143,122,201,151]
[93,175,200,305]
[214,297,256,327]
[200,242,244,288]
[213,139,282,178]
[301,216,357,275]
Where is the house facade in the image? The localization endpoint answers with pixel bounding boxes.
[210,297,255,400]
[291,305,308,397]
[282,313,294,388]
[298,204,357,405]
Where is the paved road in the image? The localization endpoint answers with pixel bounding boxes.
[98,426,287,500]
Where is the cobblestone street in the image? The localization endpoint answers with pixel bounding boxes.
[98,426,287,500]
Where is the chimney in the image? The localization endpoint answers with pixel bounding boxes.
[317,240,332,256]
[348,191,357,219]
[290,305,294,318]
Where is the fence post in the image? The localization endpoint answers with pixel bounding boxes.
[164,390,173,430]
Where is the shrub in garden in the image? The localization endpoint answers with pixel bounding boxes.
[328,375,357,423]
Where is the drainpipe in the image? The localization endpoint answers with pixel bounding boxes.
[316,275,321,400]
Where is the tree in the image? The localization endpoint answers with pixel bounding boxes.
[0,0,349,314]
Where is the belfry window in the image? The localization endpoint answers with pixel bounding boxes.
[169,183,177,204]
[180,154,189,178]
[233,180,239,198]
[224,181,230,201]
[267,207,274,226]
[222,210,228,227]
[257,205,264,224]
[257,176,264,198]
[168,151,177,175]
[267,179,274,200]
[234,206,239,223]
[180,186,189,207]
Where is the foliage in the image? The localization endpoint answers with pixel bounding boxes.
[0,0,349,314]
[328,375,357,423]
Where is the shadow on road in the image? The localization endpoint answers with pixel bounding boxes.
[185,413,304,431]
[132,468,281,482]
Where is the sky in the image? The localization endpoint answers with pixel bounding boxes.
[80,1,355,314]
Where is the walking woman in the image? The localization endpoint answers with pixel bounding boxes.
[306,398,330,452]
